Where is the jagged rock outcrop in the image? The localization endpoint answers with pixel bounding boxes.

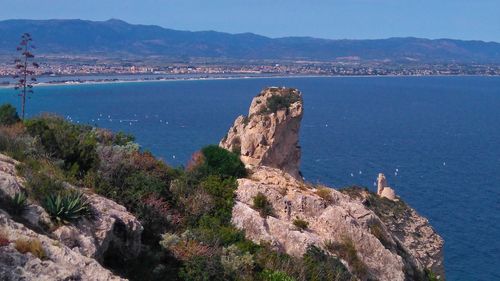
[0,153,143,280]
[0,211,125,281]
[220,87,303,178]
[223,88,445,281]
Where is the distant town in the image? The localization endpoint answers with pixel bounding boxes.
[1,58,500,85]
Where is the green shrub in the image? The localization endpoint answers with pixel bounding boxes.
[220,245,254,279]
[315,187,334,204]
[293,219,309,231]
[425,269,439,281]
[25,116,99,177]
[340,186,409,223]
[198,145,246,179]
[121,172,167,207]
[138,194,180,244]
[324,237,367,279]
[113,131,136,146]
[303,245,352,281]
[261,269,296,281]
[0,104,20,125]
[0,123,34,161]
[24,171,65,203]
[260,91,300,114]
[193,215,245,246]
[233,239,261,255]
[253,192,274,217]
[179,255,225,281]
[253,245,301,280]
[200,175,237,224]
[14,238,46,260]
[10,192,28,215]
[43,192,91,224]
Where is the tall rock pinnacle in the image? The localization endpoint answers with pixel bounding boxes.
[220,87,445,280]
[220,87,303,178]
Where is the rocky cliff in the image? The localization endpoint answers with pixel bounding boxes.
[220,87,303,179]
[0,153,142,281]
[222,87,445,281]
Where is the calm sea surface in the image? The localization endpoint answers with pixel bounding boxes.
[1,76,499,280]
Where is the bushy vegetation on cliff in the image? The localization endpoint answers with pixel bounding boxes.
[0,104,354,281]
[260,89,301,114]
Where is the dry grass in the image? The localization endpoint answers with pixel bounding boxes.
[0,123,30,160]
[293,218,309,231]
[315,186,335,204]
[324,236,368,278]
[338,186,367,200]
[0,122,26,138]
[14,238,47,260]
[252,192,274,217]
[369,223,390,249]
[0,230,9,247]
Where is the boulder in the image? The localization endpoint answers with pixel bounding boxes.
[0,211,125,281]
[52,191,142,262]
[380,187,396,201]
[377,173,397,201]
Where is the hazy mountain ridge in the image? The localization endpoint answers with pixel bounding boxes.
[1,19,500,63]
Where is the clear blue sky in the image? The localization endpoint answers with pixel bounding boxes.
[1,0,499,42]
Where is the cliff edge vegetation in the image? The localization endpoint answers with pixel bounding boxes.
[0,104,352,281]
[0,86,444,281]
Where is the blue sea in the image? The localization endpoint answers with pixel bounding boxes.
[1,76,499,280]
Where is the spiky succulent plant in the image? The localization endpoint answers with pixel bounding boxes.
[43,192,91,224]
[10,192,28,215]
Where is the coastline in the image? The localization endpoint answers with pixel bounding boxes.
[1,73,499,89]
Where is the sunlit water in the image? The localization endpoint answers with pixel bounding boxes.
[1,76,499,280]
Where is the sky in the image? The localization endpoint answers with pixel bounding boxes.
[1,0,499,42]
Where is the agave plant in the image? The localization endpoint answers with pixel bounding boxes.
[10,192,28,215]
[43,192,91,224]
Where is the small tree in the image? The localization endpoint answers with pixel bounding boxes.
[0,104,20,125]
[14,33,39,120]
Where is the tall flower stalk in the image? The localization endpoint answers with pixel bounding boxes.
[14,33,39,120]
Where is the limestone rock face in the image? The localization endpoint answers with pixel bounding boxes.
[0,211,125,281]
[220,87,303,178]
[0,153,143,279]
[233,167,414,281]
[0,154,23,198]
[223,88,445,280]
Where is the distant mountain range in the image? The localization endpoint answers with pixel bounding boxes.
[1,19,500,63]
